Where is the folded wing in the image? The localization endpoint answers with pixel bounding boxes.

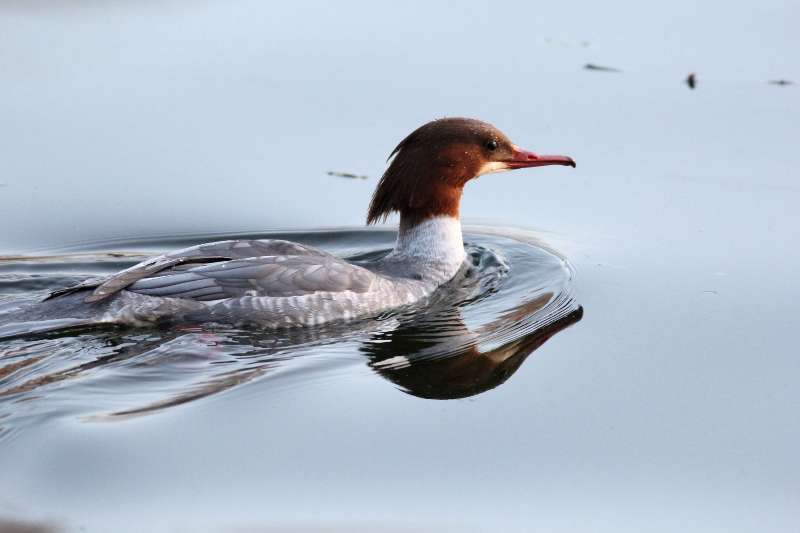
[44,239,357,303]
[127,255,377,301]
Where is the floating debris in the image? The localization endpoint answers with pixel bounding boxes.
[686,72,697,89]
[769,79,794,86]
[327,171,368,180]
[583,63,621,73]
[543,37,590,48]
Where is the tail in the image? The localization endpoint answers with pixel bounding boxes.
[0,291,115,340]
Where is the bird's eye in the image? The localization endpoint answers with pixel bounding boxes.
[485,139,498,151]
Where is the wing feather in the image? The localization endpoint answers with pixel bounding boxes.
[123,254,378,301]
[43,239,339,303]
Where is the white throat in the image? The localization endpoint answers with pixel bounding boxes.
[392,216,466,273]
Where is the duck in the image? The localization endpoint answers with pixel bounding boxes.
[43,118,575,328]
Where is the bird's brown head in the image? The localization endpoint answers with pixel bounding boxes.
[366,117,575,227]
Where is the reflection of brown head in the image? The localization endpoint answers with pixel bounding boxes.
[365,298,583,400]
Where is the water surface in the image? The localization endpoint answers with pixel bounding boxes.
[0,0,798,532]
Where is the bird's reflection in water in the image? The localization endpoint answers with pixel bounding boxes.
[364,293,582,399]
[0,291,581,431]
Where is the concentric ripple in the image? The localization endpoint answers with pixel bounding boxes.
[0,228,582,441]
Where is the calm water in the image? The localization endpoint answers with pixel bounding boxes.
[1,0,799,532]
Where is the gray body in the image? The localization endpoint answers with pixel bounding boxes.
[42,218,468,329]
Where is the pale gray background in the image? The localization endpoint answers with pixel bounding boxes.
[0,1,798,532]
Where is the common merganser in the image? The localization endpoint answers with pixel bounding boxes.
[42,118,575,328]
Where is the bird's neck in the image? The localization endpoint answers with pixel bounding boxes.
[392,215,466,274]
